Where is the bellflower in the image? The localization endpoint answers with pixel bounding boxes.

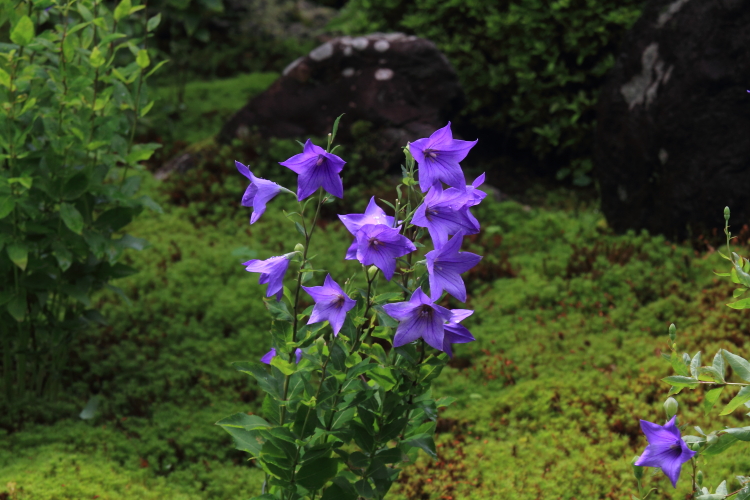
[235,161,294,224]
[355,224,416,280]
[302,274,356,335]
[442,309,475,358]
[339,197,396,259]
[425,234,482,302]
[635,416,696,488]
[465,173,487,207]
[243,253,295,301]
[383,287,452,351]
[261,347,302,365]
[409,122,478,192]
[412,184,480,249]
[279,139,346,200]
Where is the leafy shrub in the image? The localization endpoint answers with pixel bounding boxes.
[330,0,645,184]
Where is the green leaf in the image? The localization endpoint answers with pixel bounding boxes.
[62,283,91,307]
[62,173,89,201]
[296,456,339,491]
[723,350,750,382]
[734,288,748,298]
[0,196,15,219]
[94,207,134,232]
[136,49,150,69]
[216,412,270,431]
[703,432,739,456]
[401,434,437,459]
[320,479,358,500]
[698,366,724,383]
[661,376,699,388]
[113,0,132,21]
[670,351,689,376]
[147,13,162,32]
[0,68,10,89]
[713,351,726,379]
[720,386,750,416]
[7,244,28,271]
[727,297,750,309]
[7,295,26,322]
[690,351,701,378]
[723,426,750,441]
[232,361,283,398]
[140,100,155,117]
[330,113,345,145]
[369,366,397,391]
[703,387,724,415]
[264,297,293,322]
[144,59,169,79]
[89,46,105,68]
[270,355,297,376]
[60,202,84,234]
[10,16,34,46]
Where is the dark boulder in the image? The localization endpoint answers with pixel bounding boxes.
[594,0,750,239]
[218,33,464,173]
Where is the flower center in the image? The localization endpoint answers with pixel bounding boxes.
[369,237,382,247]
[334,294,346,308]
[425,149,438,159]
[316,155,325,166]
[426,208,438,220]
[418,304,433,319]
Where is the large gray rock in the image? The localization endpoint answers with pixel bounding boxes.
[218,33,464,173]
[594,0,750,238]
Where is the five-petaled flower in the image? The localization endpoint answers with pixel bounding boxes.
[383,287,452,351]
[635,416,696,488]
[465,173,487,207]
[355,224,416,280]
[302,274,356,335]
[425,234,482,302]
[442,309,475,358]
[235,161,294,224]
[261,347,302,365]
[409,122,478,192]
[339,197,396,259]
[279,139,346,201]
[412,184,480,249]
[242,253,295,301]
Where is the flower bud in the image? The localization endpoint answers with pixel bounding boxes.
[697,470,704,487]
[367,265,379,281]
[724,206,730,221]
[664,397,678,419]
[294,243,305,254]
[669,323,676,342]
[631,456,644,481]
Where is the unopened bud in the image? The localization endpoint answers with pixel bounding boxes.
[367,265,379,281]
[724,206,730,221]
[294,243,305,254]
[669,323,676,342]
[697,470,704,487]
[631,456,644,481]
[664,397,678,419]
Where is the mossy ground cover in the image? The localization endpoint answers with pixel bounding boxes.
[2,75,749,500]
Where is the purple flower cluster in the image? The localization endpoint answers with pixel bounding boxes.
[236,123,485,361]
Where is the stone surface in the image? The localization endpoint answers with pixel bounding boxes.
[218,33,464,173]
[594,0,750,238]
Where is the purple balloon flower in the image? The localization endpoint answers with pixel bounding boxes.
[243,253,295,301]
[235,161,293,224]
[302,274,356,335]
[261,347,302,365]
[425,234,482,302]
[635,416,696,488]
[409,122,478,192]
[442,309,475,358]
[279,139,346,201]
[383,287,452,350]
[339,197,396,259]
[412,184,480,249]
[355,224,416,281]
[465,173,487,207]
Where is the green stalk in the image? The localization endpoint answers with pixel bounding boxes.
[122,0,149,185]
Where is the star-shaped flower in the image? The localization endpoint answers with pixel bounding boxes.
[235,161,294,224]
[242,253,295,301]
[412,184,480,249]
[442,309,475,358]
[409,122,478,192]
[635,416,696,488]
[302,274,356,335]
[261,347,302,365]
[383,287,452,350]
[355,224,416,281]
[425,234,482,302]
[279,139,346,200]
[465,173,487,207]
[339,197,396,259]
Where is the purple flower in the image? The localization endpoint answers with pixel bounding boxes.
[261,347,302,365]
[383,287,452,350]
[279,139,346,201]
[302,274,356,335]
[465,173,487,207]
[425,234,482,302]
[355,224,416,281]
[409,122,477,192]
[235,161,293,224]
[635,417,696,488]
[243,253,295,301]
[442,309,475,358]
[412,184,480,249]
[339,197,396,259]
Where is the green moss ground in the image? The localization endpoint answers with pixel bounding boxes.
[2,75,749,499]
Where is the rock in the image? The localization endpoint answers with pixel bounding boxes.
[218,33,465,173]
[594,0,750,238]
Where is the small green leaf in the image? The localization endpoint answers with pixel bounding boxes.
[60,202,84,234]
[10,16,34,46]
[369,366,397,391]
[0,68,10,89]
[136,49,150,69]
[690,351,701,378]
[727,297,750,309]
[62,173,88,200]
[7,244,28,271]
[670,351,689,376]
[140,100,155,117]
[662,376,699,388]
[7,296,26,321]
[703,387,724,415]
[90,46,105,68]
[0,196,15,219]
[734,288,748,298]
[270,356,297,376]
[296,457,338,491]
[723,350,750,382]
[720,386,750,416]
[147,13,161,32]
[113,0,132,21]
